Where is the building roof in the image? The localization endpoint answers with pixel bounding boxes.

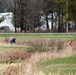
[0,12,15,31]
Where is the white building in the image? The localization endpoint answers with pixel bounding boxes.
[0,12,15,31]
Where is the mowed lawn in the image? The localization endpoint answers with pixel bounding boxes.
[41,54,76,74]
[0,33,76,43]
[0,33,76,38]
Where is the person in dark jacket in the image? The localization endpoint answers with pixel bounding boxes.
[10,38,16,44]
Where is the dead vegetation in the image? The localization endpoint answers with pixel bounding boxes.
[26,39,66,52]
[4,47,75,75]
[0,50,31,63]
[4,38,10,43]
[0,39,76,75]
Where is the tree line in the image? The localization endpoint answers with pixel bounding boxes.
[0,0,76,33]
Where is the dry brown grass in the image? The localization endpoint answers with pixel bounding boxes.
[0,50,31,63]
[26,39,67,52]
[0,39,76,75]
[3,38,10,43]
[3,46,75,75]
[15,41,26,46]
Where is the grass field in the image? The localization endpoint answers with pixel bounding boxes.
[0,33,76,45]
[41,54,76,74]
[0,33,76,75]
[0,33,76,37]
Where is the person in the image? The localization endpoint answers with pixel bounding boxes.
[68,40,72,47]
[10,38,16,44]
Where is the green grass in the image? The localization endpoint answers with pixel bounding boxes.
[0,33,76,74]
[0,33,76,53]
[0,33,76,43]
[0,43,28,53]
[0,33,76,38]
[0,33,76,75]
[40,54,76,74]
[0,46,26,50]
[0,33,76,52]
[41,56,76,65]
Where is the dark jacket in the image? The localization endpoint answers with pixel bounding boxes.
[10,38,16,44]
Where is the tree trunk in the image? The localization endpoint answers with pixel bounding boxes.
[58,12,61,32]
[24,20,27,32]
[33,16,35,33]
[75,21,76,30]
[20,12,24,33]
[61,14,64,32]
[14,0,17,33]
[45,14,49,32]
[51,12,53,30]
[24,11,27,33]
[18,0,25,33]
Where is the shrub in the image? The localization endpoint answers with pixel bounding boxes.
[26,39,66,52]
[73,40,76,51]
[4,37,10,43]
[26,39,48,52]
[0,50,31,63]
[56,39,65,52]
[16,41,26,46]
[48,39,57,50]
[8,50,31,63]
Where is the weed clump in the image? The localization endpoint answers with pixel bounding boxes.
[4,37,10,43]
[26,39,66,52]
[0,50,31,63]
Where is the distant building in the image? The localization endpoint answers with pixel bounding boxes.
[0,12,15,31]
